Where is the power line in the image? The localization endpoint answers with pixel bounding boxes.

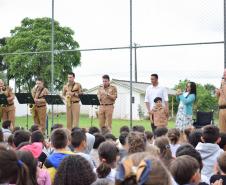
[0,41,224,56]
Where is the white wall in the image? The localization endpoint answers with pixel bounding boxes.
[140,94,148,117]
[15,98,67,117]
[131,91,142,120]
[15,99,29,116]
[80,83,143,120]
[14,83,144,120]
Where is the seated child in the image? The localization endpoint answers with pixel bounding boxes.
[44,128,74,182]
[210,152,226,185]
[168,128,181,157]
[170,155,201,185]
[2,120,12,142]
[196,125,224,180]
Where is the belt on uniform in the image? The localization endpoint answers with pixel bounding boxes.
[36,105,46,108]
[100,104,113,106]
[71,101,79,104]
[219,105,226,109]
[2,103,14,107]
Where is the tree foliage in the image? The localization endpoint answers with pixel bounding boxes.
[0,37,8,82]
[0,17,81,92]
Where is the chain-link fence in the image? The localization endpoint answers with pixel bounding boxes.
[0,0,224,125]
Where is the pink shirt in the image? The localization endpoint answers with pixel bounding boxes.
[20,142,43,159]
[37,168,51,185]
[8,168,51,185]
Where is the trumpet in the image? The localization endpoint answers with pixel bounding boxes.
[176,88,182,95]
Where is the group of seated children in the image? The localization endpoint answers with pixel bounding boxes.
[0,119,226,185]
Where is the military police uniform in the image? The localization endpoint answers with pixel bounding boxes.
[32,86,49,133]
[218,80,226,133]
[63,82,82,130]
[97,84,117,130]
[1,86,15,127]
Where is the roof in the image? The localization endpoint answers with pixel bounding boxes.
[86,79,176,95]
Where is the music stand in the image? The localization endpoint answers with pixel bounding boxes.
[0,94,8,123]
[45,95,64,105]
[0,94,8,106]
[15,93,34,129]
[44,95,64,135]
[79,94,100,126]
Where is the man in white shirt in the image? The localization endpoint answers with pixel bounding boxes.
[144,74,169,131]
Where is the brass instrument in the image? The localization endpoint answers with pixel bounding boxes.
[0,86,7,120]
[66,95,71,108]
[29,104,35,118]
[65,82,78,108]
[30,85,37,117]
[176,88,182,95]
[0,87,3,119]
[0,86,6,107]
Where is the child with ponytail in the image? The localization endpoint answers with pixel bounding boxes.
[95,141,119,183]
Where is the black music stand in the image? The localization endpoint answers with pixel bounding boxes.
[15,93,34,129]
[0,94,8,123]
[45,95,64,105]
[79,94,100,126]
[44,95,64,135]
[0,94,8,106]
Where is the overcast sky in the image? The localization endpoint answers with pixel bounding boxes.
[0,0,224,89]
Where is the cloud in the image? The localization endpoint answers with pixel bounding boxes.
[0,0,224,89]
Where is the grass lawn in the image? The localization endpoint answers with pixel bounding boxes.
[14,114,175,136]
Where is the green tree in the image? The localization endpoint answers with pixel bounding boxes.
[0,37,8,82]
[204,84,216,96]
[0,17,81,92]
[170,80,218,116]
[195,84,218,112]
[0,38,7,71]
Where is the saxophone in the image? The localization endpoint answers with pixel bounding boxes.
[30,85,37,116]
[0,87,3,119]
[29,104,35,117]
[66,83,77,108]
[0,86,6,107]
[66,94,71,108]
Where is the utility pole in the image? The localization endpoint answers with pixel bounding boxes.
[224,0,226,68]
[51,0,55,126]
[129,0,133,128]
[134,43,138,82]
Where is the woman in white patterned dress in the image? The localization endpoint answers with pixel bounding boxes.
[176,82,197,131]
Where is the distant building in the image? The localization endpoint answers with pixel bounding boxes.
[80,79,176,120]
[14,79,176,121]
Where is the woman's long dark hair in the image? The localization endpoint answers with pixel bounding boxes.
[186,82,197,99]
